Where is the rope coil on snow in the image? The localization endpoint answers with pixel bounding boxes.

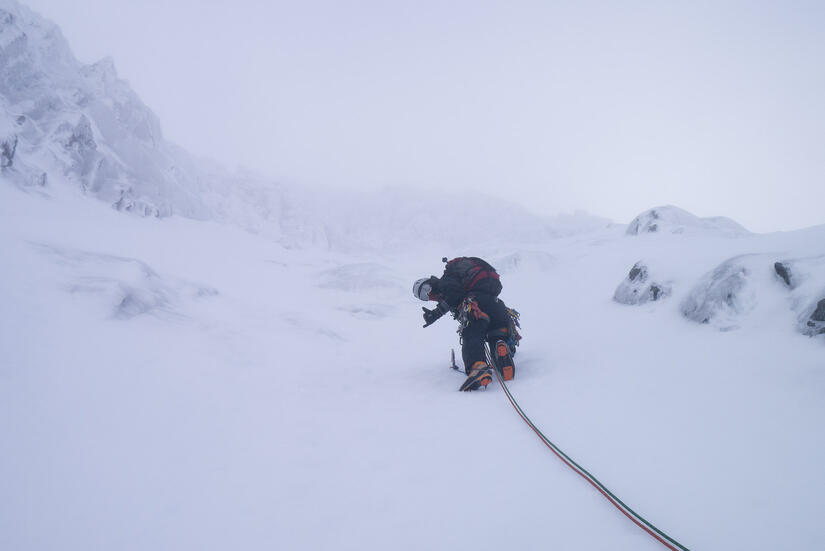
[487,356,690,551]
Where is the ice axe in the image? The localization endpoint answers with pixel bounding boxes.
[449,349,462,372]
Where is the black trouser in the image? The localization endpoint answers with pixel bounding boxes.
[460,293,510,373]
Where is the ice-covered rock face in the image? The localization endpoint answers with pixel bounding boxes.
[0,0,617,252]
[626,206,748,237]
[613,261,671,305]
[681,256,755,329]
[0,2,78,103]
[0,0,209,218]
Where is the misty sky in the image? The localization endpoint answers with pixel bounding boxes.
[25,0,825,231]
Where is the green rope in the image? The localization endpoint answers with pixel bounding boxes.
[488,352,690,551]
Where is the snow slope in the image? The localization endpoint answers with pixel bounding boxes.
[2,181,824,551]
[2,2,825,550]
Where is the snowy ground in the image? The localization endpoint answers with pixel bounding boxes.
[2,182,824,551]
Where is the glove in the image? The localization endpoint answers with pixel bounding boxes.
[422,301,450,328]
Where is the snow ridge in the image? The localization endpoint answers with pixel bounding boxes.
[627,205,749,237]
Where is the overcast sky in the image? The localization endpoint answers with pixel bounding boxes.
[24,0,825,231]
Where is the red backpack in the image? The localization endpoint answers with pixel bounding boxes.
[443,257,501,295]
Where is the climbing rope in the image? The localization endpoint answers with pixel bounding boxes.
[486,353,690,551]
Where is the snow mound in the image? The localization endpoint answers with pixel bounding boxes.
[680,255,758,329]
[317,263,405,294]
[337,304,397,320]
[627,206,748,237]
[491,250,555,273]
[613,261,671,305]
[32,242,217,319]
[282,314,346,341]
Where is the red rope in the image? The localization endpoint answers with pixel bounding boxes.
[492,367,686,551]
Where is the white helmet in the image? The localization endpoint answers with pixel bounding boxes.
[413,277,432,301]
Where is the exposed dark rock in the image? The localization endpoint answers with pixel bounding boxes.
[1,135,18,168]
[812,299,825,322]
[802,298,825,336]
[774,262,793,288]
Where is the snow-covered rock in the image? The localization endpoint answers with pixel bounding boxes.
[613,261,671,305]
[626,205,748,237]
[680,253,825,335]
[680,256,756,329]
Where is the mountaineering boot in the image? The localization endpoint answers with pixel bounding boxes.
[459,361,493,391]
[495,340,515,381]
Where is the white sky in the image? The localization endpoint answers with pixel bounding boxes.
[24,0,825,231]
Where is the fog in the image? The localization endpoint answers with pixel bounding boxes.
[25,0,825,232]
